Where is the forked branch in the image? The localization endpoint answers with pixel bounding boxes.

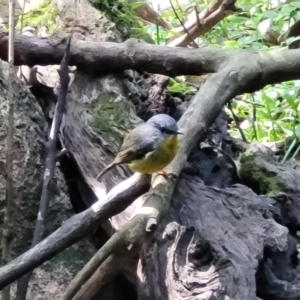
[0,35,299,292]
[63,68,240,299]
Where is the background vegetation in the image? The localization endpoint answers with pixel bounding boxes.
[140,0,300,160]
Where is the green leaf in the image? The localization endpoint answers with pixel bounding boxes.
[261,11,277,19]
[130,2,145,10]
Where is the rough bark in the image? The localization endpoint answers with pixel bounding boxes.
[1,31,300,92]
[15,36,72,300]
[1,33,300,299]
[2,0,15,299]
[1,1,300,299]
[137,175,287,299]
[0,58,97,299]
[0,172,150,288]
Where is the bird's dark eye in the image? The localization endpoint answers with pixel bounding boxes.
[161,128,171,134]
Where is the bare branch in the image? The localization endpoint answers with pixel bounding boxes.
[0,21,300,294]
[168,0,238,47]
[0,32,299,92]
[72,255,124,300]
[0,173,150,289]
[228,101,247,142]
[62,212,142,300]
[0,41,299,287]
[0,31,222,76]
[1,0,15,299]
[168,0,198,48]
[15,35,72,300]
[62,68,240,298]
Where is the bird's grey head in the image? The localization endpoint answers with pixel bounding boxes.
[146,114,181,136]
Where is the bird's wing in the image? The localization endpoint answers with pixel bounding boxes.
[114,125,159,164]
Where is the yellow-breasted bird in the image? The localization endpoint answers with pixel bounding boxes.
[96,114,182,180]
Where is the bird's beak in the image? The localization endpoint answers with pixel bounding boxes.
[174,131,183,135]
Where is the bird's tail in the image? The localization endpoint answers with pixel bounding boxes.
[96,162,117,181]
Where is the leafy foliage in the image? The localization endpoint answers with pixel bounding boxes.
[16,0,59,34]
[145,0,300,159]
[167,77,196,94]
[89,0,154,43]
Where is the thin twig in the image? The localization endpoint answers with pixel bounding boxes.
[234,97,265,107]
[1,0,15,299]
[250,94,258,140]
[228,101,247,143]
[15,36,72,300]
[18,0,26,82]
[169,0,198,48]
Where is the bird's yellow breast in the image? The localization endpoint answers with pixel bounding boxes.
[127,136,178,174]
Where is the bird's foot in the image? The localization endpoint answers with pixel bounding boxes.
[157,169,169,178]
[157,169,178,180]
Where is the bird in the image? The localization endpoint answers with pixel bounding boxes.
[96,114,182,180]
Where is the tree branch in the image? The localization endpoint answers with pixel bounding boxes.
[168,0,198,48]
[72,254,124,300]
[167,0,238,47]
[0,28,300,293]
[0,173,150,289]
[0,40,300,287]
[63,209,144,300]
[2,0,15,299]
[0,67,239,291]
[62,68,240,297]
[15,35,72,300]
[0,30,222,76]
[0,31,300,92]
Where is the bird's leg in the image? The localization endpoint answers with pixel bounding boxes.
[158,169,170,177]
[157,169,178,180]
[151,169,178,185]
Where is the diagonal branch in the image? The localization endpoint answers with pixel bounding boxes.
[63,203,147,300]
[0,32,299,292]
[168,0,198,48]
[167,0,239,47]
[15,35,72,300]
[0,173,150,289]
[63,67,241,299]
[72,254,125,300]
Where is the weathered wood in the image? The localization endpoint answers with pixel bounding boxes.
[0,31,300,92]
[137,175,284,299]
[2,0,15,299]
[62,67,242,298]
[0,173,150,288]
[15,35,72,300]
